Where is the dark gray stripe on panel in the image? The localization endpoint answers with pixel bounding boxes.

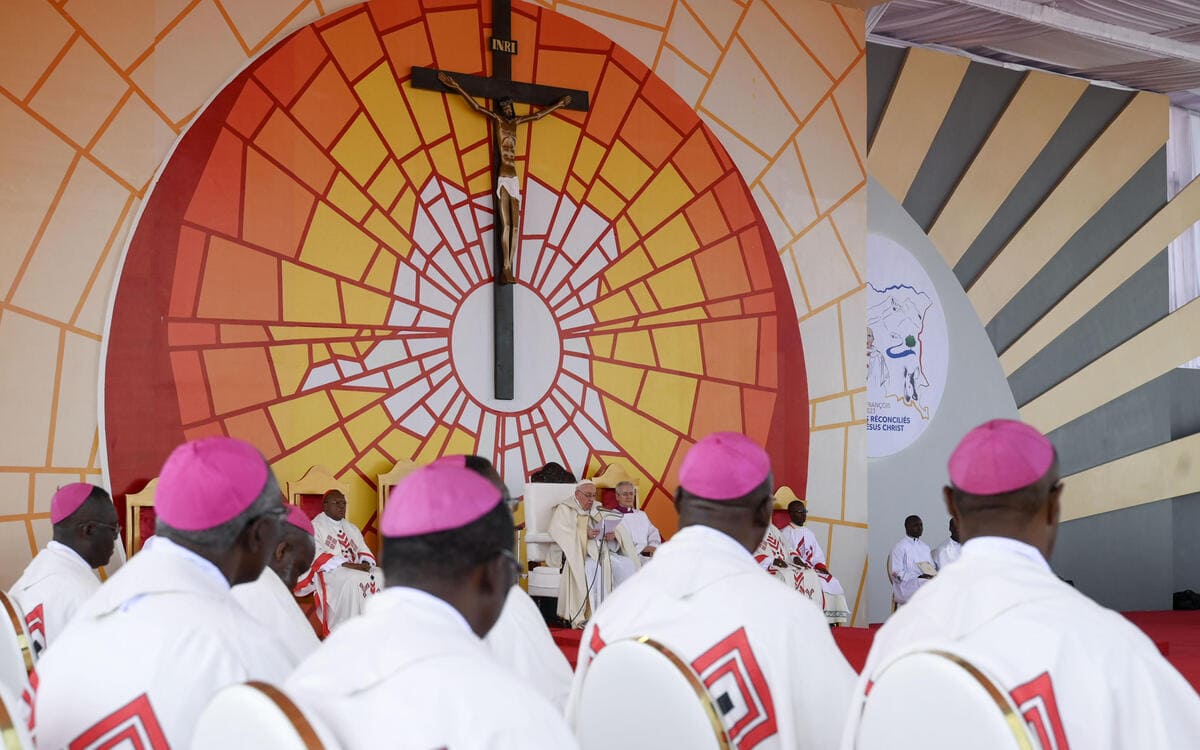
[866,43,907,149]
[1007,250,1168,407]
[902,64,1025,231]
[987,148,1167,355]
[953,86,1135,289]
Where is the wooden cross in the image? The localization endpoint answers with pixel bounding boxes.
[410,0,590,401]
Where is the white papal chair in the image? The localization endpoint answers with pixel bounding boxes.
[574,637,731,750]
[523,482,571,599]
[191,681,342,750]
[0,681,33,749]
[0,592,34,700]
[850,644,1036,750]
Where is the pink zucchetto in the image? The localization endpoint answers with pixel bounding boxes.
[156,437,270,531]
[285,504,315,535]
[948,419,1055,496]
[382,463,502,537]
[50,483,99,524]
[679,432,771,500]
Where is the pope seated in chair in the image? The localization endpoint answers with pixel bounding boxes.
[298,490,379,632]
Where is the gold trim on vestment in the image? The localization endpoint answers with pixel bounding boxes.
[633,636,733,750]
[0,594,32,675]
[245,681,326,750]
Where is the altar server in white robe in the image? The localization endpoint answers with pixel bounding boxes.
[300,489,379,632]
[548,480,610,627]
[932,516,962,569]
[851,419,1200,749]
[9,483,117,657]
[34,437,293,748]
[889,514,935,605]
[287,462,578,749]
[447,454,573,712]
[780,499,849,625]
[232,504,320,664]
[569,432,856,750]
[607,481,659,588]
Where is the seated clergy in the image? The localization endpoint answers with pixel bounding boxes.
[548,480,618,628]
[232,504,320,664]
[35,437,293,748]
[301,489,379,631]
[286,462,578,748]
[755,521,825,606]
[455,455,573,712]
[570,433,856,750]
[933,517,962,570]
[889,514,935,605]
[604,480,651,589]
[9,483,117,656]
[857,419,1200,747]
[781,499,849,625]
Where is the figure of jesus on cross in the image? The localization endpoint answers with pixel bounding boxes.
[438,72,572,284]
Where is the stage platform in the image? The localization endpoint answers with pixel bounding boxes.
[553,610,1200,692]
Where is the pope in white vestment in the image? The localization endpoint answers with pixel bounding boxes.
[889,515,935,605]
[932,518,962,569]
[780,499,849,625]
[300,490,379,632]
[231,505,320,665]
[8,483,116,657]
[851,419,1200,749]
[571,433,856,750]
[548,480,636,627]
[288,461,578,749]
[34,438,294,748]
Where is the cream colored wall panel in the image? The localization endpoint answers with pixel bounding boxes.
[1061,432,1200,522]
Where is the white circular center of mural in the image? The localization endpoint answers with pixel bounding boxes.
[451,284,561,413]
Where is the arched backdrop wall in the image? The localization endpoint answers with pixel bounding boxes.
[0,0,869,623]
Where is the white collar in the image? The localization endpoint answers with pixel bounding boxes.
[905,536,923,543]
[962,536,1050,572]
[144,536,231,591]
[47,540,92,571]
[370,586,473,634]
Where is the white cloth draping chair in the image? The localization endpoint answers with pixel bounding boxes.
[847,644,1035,750]
[574,636,731,750]
[191,681,341,750]
[523,483,569,599]
[0,592,34,702]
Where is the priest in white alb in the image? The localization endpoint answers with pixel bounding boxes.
[607,480,659,588]
[932,517,962,569]
[849,419,1200,748]
[287,462,578,748]
[569,432,856,750]
[34,437,294,748]
[299,489,379,632]
[889,514,935,605]
[9,483,117,657]
[779,496,849,625]
[232,504,320,664]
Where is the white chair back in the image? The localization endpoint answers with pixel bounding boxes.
[853,646,1036,750]
[0,681,33,749]
[192,682,341,750]
[575,637,730,750]
[523,483,573,561]
[0,593,33,700]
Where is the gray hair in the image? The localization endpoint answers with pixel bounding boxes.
[615,481,636,493]
[157,471,282,550]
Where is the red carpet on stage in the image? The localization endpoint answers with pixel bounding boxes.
[554,611,1200,692]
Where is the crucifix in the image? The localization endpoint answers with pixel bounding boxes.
[411,0,590,401]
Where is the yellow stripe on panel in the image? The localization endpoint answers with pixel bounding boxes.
[1020,298,1200,433]
[967,92,1168,325]
[867,48,969,205]
[1060,432,1200,522]
[1001,173,1200,374]
[928,73,1088,268]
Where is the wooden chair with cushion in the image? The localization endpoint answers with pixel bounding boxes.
[124,478,158,558]
[375,459,420,528]
[192,681,341,749]
[772,485,801,529]
[591,463,638,511]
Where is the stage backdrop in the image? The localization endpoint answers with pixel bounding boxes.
[0,0,868,623]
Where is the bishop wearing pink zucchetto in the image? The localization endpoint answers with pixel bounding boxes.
[286,461,579,749]
[567,432,856,750]
[34,437,294,749]
[850,419,1200,749]
[9,483,118,657]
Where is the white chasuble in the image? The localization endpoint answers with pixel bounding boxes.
[570,526,856,750]
[287,587,579,749]
[780,524,849,625]
[933,537,962,570]
[754,526,826,610]
[853,537,1200,750]
[889,536,935,605]
[8,541,100,656]
[232,567,321,665]
[34,537,293,749]
[484,586,573,711]
[301,512,380,631]
[547,499,608,627]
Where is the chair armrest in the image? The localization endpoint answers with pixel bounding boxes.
[525,532,554,544]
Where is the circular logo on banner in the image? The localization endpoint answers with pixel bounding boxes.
[866,233,948,457]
